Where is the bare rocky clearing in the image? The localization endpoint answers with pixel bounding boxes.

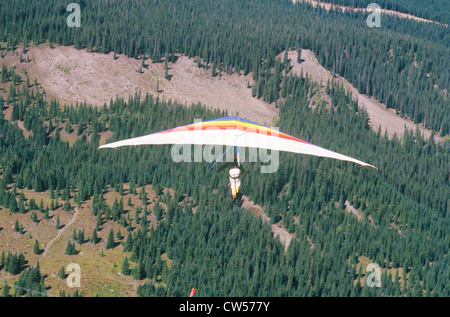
[242,195,294,250]
[2,45,440,142]
[293,0,448,26]
[287,50,441,141]
[2,45,277,126]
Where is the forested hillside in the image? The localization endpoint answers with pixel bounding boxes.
[0,0,449,297]
[312,0,450,24]
[0,60,448,296]
[0,0,448,134]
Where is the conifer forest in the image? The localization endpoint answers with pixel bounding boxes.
[0,0,448,299]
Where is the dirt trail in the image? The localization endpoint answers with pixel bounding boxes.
[38,207,80,260]
[293,0,448,26]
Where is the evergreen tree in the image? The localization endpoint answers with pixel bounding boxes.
[64,241,77,255]
[91,229,99,244]
[55,215,61,229]
[14,218,20,232]
[121,257,131,276]
[164,59,170,80]
[33,239,41,255]
[2,282,10,297]
[106,229,115,249]
[30,211,38,223]
[0,251,5,271]
[9,197,18,213]
[58,266,67,279]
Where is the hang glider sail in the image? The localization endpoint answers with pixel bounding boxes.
[99,116,376,169]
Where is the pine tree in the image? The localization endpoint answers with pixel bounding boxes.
[2,282,10,297]
[123,233,133,252]
[141,54,146,69]
[121,257,131,275]
[6,253,20,275]
[106,229,115,249]
[14,218,20,232]
[0,251,5,270]
[77,229,85,244]
[211,62,217,77]
[31,210,38,223]
[91,229,99,244]
[58,266,67,279]
[9,197,18,213]
[133,263,146,280]
[28,198,37,211]
[164,59,170,80]
[297,48,302,63]
[44,207,49,221]
[95,213,103,231]
[33,239,41,255]
[65,241,77,255]
[65,120,72,133]
[115,229,122,241]
[64,200,71,211]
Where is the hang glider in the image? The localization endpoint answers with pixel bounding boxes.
[99,115,376,169]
